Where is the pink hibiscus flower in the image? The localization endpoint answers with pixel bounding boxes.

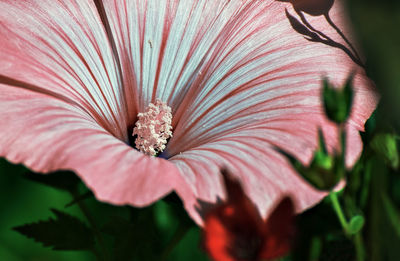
[0,0,377,225]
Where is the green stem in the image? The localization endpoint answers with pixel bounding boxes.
[91,247,103,261]
[354,233,365,261]
[72,191,110,261]
[330,192,349,232]
[160,224,191,261]
[330,124,365,260]
[330,192,365,260]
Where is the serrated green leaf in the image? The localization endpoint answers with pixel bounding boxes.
[101,215,136,261]
[102,215,133,236]
[103,208,162,261]
[348,215,365,235]
[65,191,94,207]
[24,170,80,192]
[13,208,94,251]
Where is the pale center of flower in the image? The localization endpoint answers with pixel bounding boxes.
[132,99,173,156]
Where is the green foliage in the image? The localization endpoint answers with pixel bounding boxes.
[348,216,365,235]
[382,194,400,238]
[371,133,399,169]
[13,209,95,251]
[347,0,400,132]
[102,215,138,261]
[24,170,80,193]
[308,237,322,261]
[279,129,344,191]
[65,191,94,208]
[322,77,354,124]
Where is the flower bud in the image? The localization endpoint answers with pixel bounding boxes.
[371,133,399,169]
[323,77,354,124]
[278,129,344,191]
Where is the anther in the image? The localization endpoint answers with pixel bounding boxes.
[132,99,173,156]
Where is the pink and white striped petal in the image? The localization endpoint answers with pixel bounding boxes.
[101,0,377,223]
[0,84,184,207]
[0,0,187,212]
[0,0,128,140]
[0,0,378,226]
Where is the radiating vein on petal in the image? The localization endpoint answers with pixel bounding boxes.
[0,84,182,207]
[0,0,127,139]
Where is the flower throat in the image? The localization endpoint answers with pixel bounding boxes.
[132,99,173,156]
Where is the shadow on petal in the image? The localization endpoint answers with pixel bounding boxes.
[277,0,334,16]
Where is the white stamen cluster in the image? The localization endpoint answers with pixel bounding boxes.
[132,99,173,156]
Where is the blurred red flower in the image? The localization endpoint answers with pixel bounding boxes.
[203,170,295,261]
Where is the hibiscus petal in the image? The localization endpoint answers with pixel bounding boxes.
[0,84,182,206]
[0,0,182,206]
[0,0,128,140]
[159,1,375,223]
[103,0,259,113]
[0,0,378,227]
